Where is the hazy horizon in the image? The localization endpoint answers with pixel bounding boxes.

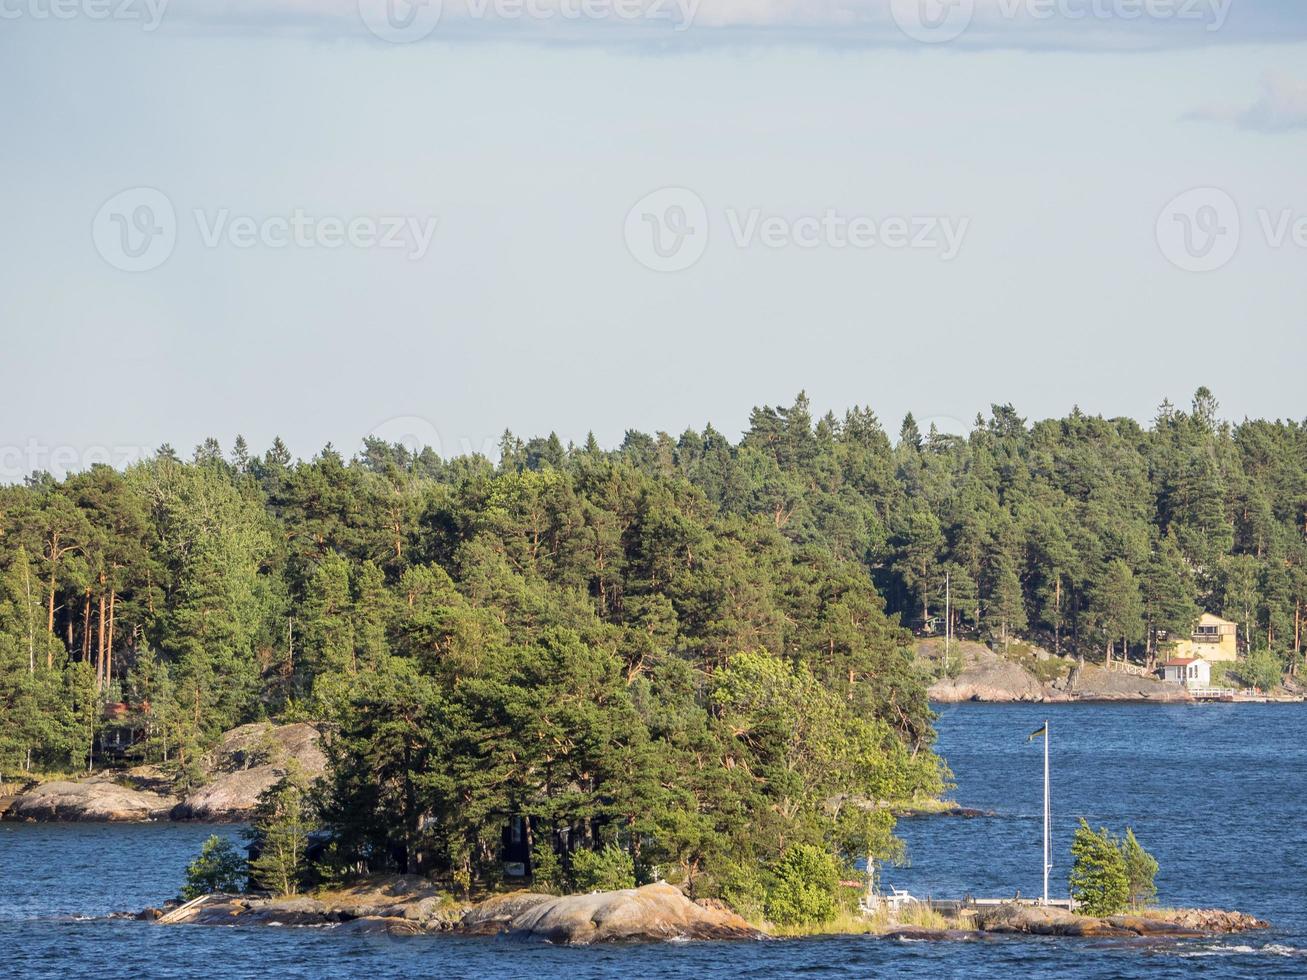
[3,3,1305,479]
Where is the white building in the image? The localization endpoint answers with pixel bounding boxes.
[1161,657,1211,690]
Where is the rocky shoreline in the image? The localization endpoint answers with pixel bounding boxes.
[2,721,325,823]
[917,638,1306,704]
[133,876,1268,947]
[141,879,765,944]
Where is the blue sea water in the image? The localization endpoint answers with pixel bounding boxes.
[1,703,1303,979]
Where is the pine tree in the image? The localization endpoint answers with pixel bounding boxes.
[247,769,311,897]
[182,835,246,900]
[1069,818,1129,916]
[1118,827,1158,908]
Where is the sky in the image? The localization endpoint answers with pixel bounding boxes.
[1,1,1305,479]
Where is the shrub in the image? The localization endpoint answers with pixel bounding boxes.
[1119,828,1158,908]
[764,844,840,927]
[1233,648,1283,692]
[715,859,768,923]
[570,844,636,892]
[1069,819,1129,916]
[530,838,563,894]
[246,770,311,897]
[182,834,246,900]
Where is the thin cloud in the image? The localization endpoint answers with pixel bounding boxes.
[1185,72,1307,133]
[156,0,1307,50]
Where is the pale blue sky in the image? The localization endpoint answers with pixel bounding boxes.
[1,4,1305,476]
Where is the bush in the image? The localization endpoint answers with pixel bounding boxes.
[1233,648,1283,692]
[1069,819,1129,916]
[570,844,636,892]
[530,838,563,894]
[764,844,840,927]
[715,859,768,923]
[182,834,246,900]
[246,771,310,897]
[1119,827,1158,908]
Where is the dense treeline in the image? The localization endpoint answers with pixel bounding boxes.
[1,388,1303,896]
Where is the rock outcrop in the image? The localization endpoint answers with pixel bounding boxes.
[929,654,1051,703]
[4,776,178,822]
[973,902,1265,937]
[920,640,1192,704]
[172,722,325,821]
[1050,665,1191,703]
[460,883,765,944]
[158,875,464,932]
[1140,908,1269,933]
[154,880,761,944]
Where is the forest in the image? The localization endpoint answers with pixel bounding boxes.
[1,388,1304,897]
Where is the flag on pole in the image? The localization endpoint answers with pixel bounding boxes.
[1027,724,1047,742]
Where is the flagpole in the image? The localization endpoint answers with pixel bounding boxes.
[1043,718,1050,906]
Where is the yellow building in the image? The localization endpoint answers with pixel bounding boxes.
[1169,612,1239,663]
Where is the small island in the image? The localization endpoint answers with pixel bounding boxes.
[130,803,1266,947]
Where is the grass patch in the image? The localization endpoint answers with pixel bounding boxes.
[1006,644,1072,684]
[762,902,974,937]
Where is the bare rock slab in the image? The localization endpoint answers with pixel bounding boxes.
[173,722,326,821]
[5,778,177,822]
[461,883,764,944]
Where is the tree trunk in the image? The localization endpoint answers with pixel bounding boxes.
[46,547,58,668]
[96,585,107,692]
[82,591,92,664]
[22,558,35,674]
[106,591,117,692]
[1053,579,1062,656]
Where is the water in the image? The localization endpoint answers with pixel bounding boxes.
[2,703,1303,978]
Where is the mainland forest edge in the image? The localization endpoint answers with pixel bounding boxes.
[1,389,1302,935]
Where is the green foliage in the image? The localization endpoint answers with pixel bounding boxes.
[1233,648,1284,692]
[763,844,841,927]
[570,844,636,892]
[246,768,311,896]
[1069,819,1130,916]
[4,389,1305,896]
[529,837,564,894]
[1119,828,1159,909]
[182,834,246,900]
